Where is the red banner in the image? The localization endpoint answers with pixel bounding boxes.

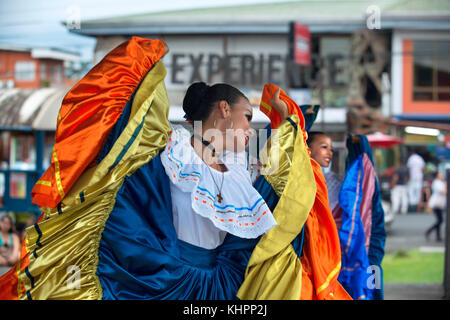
[292,22,311,66]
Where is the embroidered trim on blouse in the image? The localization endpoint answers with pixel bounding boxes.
[160,125,277,239]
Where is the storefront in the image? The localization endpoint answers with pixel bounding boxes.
[389,29,450,170]
[0,88,65,215]
[69,0,450,175]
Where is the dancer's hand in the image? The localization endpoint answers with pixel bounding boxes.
[270,88,289,119]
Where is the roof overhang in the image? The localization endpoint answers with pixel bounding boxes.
[68,15,450,37]
[31,48,80,62]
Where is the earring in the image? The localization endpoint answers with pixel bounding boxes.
[229,118,233,129]
[213,119,217,128]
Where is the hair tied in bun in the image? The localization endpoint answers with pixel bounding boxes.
[182,82,210,122]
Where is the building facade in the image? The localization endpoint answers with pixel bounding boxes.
[0,46,79,214]
[68,0,450,174]
[0,46,80,89]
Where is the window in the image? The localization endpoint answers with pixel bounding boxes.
[413,40,450,101]
[14,61,36,81]
[10,134,35,171]
[51,64,62,84]
[55,65,62,83]
[40,62,47,80]
[10,172,27,199]
[317,36,352,108]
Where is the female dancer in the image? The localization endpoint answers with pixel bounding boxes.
[0,37,348,300]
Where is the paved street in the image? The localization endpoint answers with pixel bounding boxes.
[385,212,446,254]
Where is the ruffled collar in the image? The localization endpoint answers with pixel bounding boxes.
[160,124,277,239]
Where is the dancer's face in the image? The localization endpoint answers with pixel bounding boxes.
[213,97,253,153]
[228,97,253,152]
[309,134,333,168]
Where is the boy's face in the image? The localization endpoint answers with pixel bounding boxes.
[309,135,333,168]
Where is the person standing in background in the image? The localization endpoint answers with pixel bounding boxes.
[390,160,409,215]
[418,170,434,213]
[0,212,20,267]
[425,171,447,242]
[406,150,425,211]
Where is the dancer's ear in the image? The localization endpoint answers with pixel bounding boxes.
[217,100,232,119]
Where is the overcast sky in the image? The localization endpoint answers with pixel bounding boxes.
[0,0,297,61]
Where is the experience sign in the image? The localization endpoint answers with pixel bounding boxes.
[169,52,348,89]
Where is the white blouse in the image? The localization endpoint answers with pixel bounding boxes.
[160,124,277,249]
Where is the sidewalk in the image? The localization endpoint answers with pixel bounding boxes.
[384,283,445,300]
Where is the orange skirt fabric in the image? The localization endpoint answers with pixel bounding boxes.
[31,36,167,208]
[300,159,351,300]
[260,84,351,300]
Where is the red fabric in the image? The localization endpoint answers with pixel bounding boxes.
[260,83,306,131]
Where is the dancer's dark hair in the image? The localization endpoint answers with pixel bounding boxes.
[183,82,247,122]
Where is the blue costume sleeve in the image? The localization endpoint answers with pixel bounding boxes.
[337,155,375,300]
[300,104,320,132]
[344,134,386,300]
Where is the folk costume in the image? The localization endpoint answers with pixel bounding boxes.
[323,134,386,300]
[0,37,350,300]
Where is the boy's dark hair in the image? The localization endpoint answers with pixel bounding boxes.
[306,131,327,147]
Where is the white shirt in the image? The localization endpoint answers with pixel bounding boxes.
[170,179,227,249]
[407,153,425,181]
[160,124,277,249]
[429,179,446,209]
[324,170,343,212]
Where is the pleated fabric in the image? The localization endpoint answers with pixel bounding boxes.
[337,154,374,300]
[0,39,170,299]
[31,36,167,208]
[0,43,354,300]
[0,41,315,300]
[237,114,314,300]
[252,84,351,300]
[344,134,386,300]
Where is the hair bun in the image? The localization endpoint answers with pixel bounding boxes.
[182,82,209,120]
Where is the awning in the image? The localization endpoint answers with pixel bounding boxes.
[392,115,450,132]
[0,88,68,131]
[366,132,403,148]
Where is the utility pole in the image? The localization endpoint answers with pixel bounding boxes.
[444,168,450,299]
